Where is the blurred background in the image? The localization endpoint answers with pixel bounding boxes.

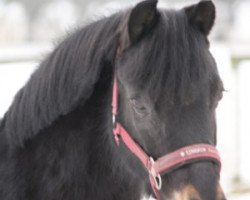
[0,0,250,199]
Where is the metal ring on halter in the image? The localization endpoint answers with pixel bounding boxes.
[149,157,162,190]
[112,115,116,126]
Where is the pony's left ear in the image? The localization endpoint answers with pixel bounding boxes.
[120,0,159,50]
[185,0,216,36]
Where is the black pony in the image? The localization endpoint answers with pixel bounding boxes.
[0,0,226,199]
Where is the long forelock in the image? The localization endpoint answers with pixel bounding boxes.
[125,9,216,106]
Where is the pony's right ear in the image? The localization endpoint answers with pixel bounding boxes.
[120,0,159,51]
[185,0,216,36]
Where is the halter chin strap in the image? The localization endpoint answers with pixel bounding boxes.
[112,75,221,200]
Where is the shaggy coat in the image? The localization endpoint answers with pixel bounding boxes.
[0,0,225,199]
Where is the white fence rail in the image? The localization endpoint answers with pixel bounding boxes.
[0,44,52,63]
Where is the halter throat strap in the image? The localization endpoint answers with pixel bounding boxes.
[112,75,221,200]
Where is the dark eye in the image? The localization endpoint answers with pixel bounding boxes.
[130,98,147,116]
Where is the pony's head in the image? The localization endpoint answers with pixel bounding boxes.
[115,0,225,199]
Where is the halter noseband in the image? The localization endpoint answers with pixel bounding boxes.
[111,52,221,200]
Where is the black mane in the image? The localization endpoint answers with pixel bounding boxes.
[2,14,122,147]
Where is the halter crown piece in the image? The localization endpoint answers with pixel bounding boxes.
[111,50,221,200]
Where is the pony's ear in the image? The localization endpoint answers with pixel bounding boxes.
[121,0,158,50]
[185,0,216,36]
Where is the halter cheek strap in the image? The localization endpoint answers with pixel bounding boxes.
[112,76,221,200]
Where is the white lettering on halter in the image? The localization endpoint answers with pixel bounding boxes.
[185,147,206,156]
[180,152,185,157]
[208,148,217,154]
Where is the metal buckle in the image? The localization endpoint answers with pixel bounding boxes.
[149,157,162,190]
[112,114,116,127]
